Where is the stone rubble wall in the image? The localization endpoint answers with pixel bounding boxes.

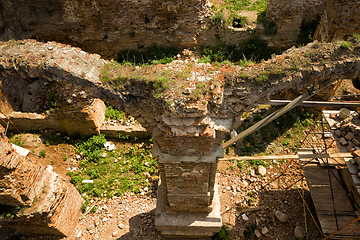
[266,0,326,48]
[0,0,216,59]
[0,125,83,236]
[314,0,360,42]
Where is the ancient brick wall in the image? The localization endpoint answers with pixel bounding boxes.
[314,0,360,42]
[0,125,83,236]
[266,0,326,48]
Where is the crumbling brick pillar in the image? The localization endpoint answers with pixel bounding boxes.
[0,126,83,236]
[153,115,233,238]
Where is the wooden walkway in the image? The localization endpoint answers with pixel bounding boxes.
[304,163,360,238]
[301,110,360,239]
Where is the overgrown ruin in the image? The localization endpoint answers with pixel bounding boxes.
[0,0,360,238]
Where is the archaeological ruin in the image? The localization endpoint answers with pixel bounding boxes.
[0,0,359,238]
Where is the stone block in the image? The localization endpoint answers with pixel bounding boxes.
[155,179,222,239]
[339,137,348,146]
[345,132,354,141]
[334,129,342,137]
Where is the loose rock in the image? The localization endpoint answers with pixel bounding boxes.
[275,210,289,223]
[294,225,305,239]
[256,165,267,176]
[254,229,261,238]
[261,227,269,235]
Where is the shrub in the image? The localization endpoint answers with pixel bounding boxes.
[212,225,231,240]
[76,134,107,163]
[256,73,269,83]
[354,33,360,41]
[39,150,46,157]
[244,223,257,239]
[232,16,248,28]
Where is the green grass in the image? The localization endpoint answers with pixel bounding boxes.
[68,135,157,198]
[211,13,224,23]
[224,0,251,12]
[247,0,267,11]
[198,35,276,64]
[228,106,318,158]
[10,135,24,147]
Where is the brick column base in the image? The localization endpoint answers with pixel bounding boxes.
[155,177,222,239]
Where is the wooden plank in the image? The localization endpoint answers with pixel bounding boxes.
[320,215,360,236]
[266,100,360,108]
[339,168,360,211]
[219,153,353,161]
[304,163,360,237]
[223,79,338,148]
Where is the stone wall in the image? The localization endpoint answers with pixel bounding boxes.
[0,0,215,59]
[266,0,326,48]
[0,125,82,236]
[314,0,360,42]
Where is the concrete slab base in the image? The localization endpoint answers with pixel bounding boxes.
[155,178,222,239]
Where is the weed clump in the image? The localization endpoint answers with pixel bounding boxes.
[212,225,231,240]
[341,41,351,48]
[76,134,107,163]
[10,135,25,147]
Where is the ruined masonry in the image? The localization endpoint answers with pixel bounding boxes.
[1,37,360,238]
[0,0,359,237]
[0,125,83,236]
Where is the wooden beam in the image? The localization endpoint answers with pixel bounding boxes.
[264,100,360,108]
[219,152,353,161]
[223,78,338,149]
